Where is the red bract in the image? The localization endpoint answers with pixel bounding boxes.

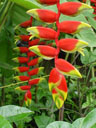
[48,68,62,92]
[13,67,29,72]
[55,59,82,78]
[27,27,57,40]
[24,90,32,105]
[27,51,36,57]
[52,75,68,109]
[15,86,31,90]
[12,57,29,63]
[20,35,31,41]
[58,38,88,55]
[59,2,91,16]
[14,47,29,53]
[28,57,43,66]
[29,45,57,60]
[59,21,91,34]
[28,39,40,46]
[29,78,44,86]
[28,67,44,76]
[36,0,58,5]
[27,9,57,23]
[20,20,32,28]
[13,76,30,81]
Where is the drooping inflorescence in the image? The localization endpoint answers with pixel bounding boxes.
[13,0,92,108]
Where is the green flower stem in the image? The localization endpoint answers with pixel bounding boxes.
[91,47,95,86]
[1,74,5,106]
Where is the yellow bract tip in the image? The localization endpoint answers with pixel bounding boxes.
[15,87,21,90]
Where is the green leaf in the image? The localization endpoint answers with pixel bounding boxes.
[35,113,54,128]
[81,49,96,64]
[87,16,96,29]
[72,118,84,128]
[46,121,73,128]
[9,0,42,9]
[0,115,12,128]
[0,105,34,122]
[81,108,96,128]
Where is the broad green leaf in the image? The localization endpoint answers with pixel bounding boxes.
[87,16,96,29]
[9,0,41,9]
[72,118,84,128]
[76,28,96,47]
[46,121,73,128]
[81,49,96,64]
[0,105,34,122]
[81,108,96,128]
[0,115,12,128]
[34,113,54,128]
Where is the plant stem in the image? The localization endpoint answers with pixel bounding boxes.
[77,80,82,117]
[91,47,95,86]
[59,105,64,120]
[1,74,5,106]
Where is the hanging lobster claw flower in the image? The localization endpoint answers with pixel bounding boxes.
[29,78,45,86]
[27,9,57,23]
[24,90,32,106]
[55,59,82,78]
[52,75,68,109]
[27,27,56,40]
[35,0,58,5]
[15,85,31,91]
[59,2,92,16]
[27,51,37,57]
[13,47,29,53]
[29,45,57,60]
[59,21,91,34]
[13,67,29,73]
[12,57,29,63]
[48,68,62,92]
[28,67,44,76]
[58,38,88,56]
[28,57,43,66]
[13,76,30,81]
[28,39,40,46]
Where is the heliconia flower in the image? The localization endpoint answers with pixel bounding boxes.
[55,59,82,78]
[20,20,32,28]
[29,78,45,86]
[13,67,29,73]
[59,2,92,16]
[28,39,40,46]
[20,35,31,41]
[13,76,30,81]
[15,85,31,91]
[27,27,57,40]
[52,75,68,109]
[59,21,91,34]
[27,51,37,57]
[13,47,29,53]
[35,0,58,5]
[91,0,96,3]
[29,45,57,60]
[27,9,57,23]
[28,67,44,76]
[58,38,88,56]
[48,68,62,92]
[28,57,43,66]
[24,90,32,106]
[12,57,29,63]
